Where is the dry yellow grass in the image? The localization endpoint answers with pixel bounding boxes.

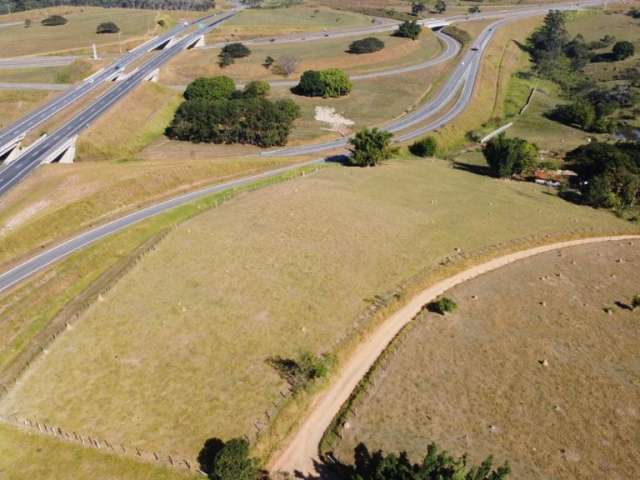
[334,239,640,479]
[0,89,51,130]
[1,157,634,463]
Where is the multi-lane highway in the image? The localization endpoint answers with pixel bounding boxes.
[0,0,608,294]
[0,10,238,197]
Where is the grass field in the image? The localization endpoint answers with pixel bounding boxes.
[0,60,93,84]
[0,89,51,129]
[0,7,160,57]
[161,30,441,84]
[0,155,635,463]
[205,4,372,42]
[0,423,195,480]
[333,239,640,479]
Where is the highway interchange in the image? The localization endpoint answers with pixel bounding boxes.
[0,0,608,295]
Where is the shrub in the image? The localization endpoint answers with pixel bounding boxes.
[482,134,539,177]
[348,37,385,54]
[41,15,67,26]
[442,25,471,45]
[243,80,270,98]
[409,136,437,157]
[207,438,258,480]
[632,294,640,310]
[349,128,395,167]
[612,41,635,61]
[221,42,251,58]
[263,55,274,69]
[295,68,352,98]
[434,0,446,14]
[396,20,421,40]
[468,5,481,13]
[268,351,332,392]
[96,21,119,34]
[183,76,235,102]
[427,296,457,315]
[272,56,298,77]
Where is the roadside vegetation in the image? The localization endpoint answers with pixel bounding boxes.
[348,37,385,54]
[348,128,395,166]
[294,68,352,97]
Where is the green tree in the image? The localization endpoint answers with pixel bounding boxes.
[396,20,421,40]
[295,68,352,98]
[434,0,446,14]
[221,42,251,58]
[208,438,258,480]
[243,80,270,98]
[411,0,426,16]
[428,296,457,315]
[183,76,235,102]
[41,14,67,26]
[468,5,480,14]
[409,136,437,157]
[348,128,395,167]
[612,41,635,61]
[349,37,385,54]
[263,55,274,69]
[482,134,539,177]
[96,21,119,34]
[551,98,597,131]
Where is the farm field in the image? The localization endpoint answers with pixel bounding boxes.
[0,156,635,463]
[0,423,195,480]
[333,239,640,479]
[0,7,162,57]
[205,4,372,42]
[161,30,442,84]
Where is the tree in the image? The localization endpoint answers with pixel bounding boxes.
[482,134,539,177]
[348,37,385,54]
[396,20,421,40]
[221,42,251,59]
[551,99,597,131]
[243,80,270,98]
[183,76,235,102]
[96,21,119,34]
[349,442,510,480]
[24,18,31,27]
[348,128,395,167]
[427,297,457,315]
[409,136,437,157]
[41,15,67,26]
[207,438,258,480]
[411,0,426,16]
[272,56,298,77]
[632,294,640,310]
[263,55,274,69]
[468,5,480,14]
[434,0,446,14]
[295,68,352,98]
[612,41,635,61]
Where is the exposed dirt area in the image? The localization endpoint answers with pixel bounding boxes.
[335,239,640,480]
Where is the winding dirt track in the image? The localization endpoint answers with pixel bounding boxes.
[269,234,640,477]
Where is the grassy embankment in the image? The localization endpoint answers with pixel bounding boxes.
[0,154,635,465]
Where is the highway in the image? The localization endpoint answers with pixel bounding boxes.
[0,10,238,198]
[0,0,607,294]
[0,14,212,160]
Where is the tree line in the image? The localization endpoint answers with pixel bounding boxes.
[2,0,214,13]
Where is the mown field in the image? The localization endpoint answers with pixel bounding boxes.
[0,60,92,84]
[205,4,371,42]
[333,239,640,479]
[0,423,196,480]
[0,89,51,129]
[0,7,161,57]
[0,155,635,463]
[161,29,441,84]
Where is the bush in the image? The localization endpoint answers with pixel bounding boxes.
[206,438,258,480]
[434,0,446,13]
[409,136,437,157]
[183,76,235,102]
[632,294,640,310]
[41,15,67,26]
[348,37,385,54]
[268,351,332,392]
[482,134,539,177]
[442,25,471,45]
[396,20,421,40]
[349,128,395,166]
[612,41,635,61]
[295,68,352,98]
[263,55,274,69]
[96,21,119,34]
[427,296,457,315]
[221,42,251,59]
[243,80,270,98]
[468,5,480,13]
[272,56,298,77]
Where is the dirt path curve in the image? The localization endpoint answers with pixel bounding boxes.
[268,234,640,477]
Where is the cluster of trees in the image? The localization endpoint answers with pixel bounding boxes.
[409,0,446,16]
[96,21,119,33]
[396,20,421,40]
[551,84,639,133]
[4,0,213,11]
[349,37,385,54]
[482,134,539,178]
[198,438,259,480]
[347,443,510,480]
[628,7,640,19]
[167,76,300,148]
[218,43,251,68]
[295,68,352,97]
[565,141,640,209]
[41,14,67,25]
[348,128,395,166]
[268,351,332,393]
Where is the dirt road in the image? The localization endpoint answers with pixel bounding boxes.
[268,234,640,476]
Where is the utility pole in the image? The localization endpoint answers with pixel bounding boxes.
[92,43,99,60]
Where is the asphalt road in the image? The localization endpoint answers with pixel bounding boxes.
[0,0,608,293]
[0,11,238,198]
